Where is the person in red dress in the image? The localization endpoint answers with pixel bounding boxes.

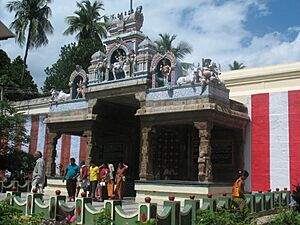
[98,163,110,201]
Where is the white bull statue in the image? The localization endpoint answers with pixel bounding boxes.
[176,68,197,86]
[50,89,71,102]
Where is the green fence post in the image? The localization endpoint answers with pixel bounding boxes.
[254,191,265,212]
[75,196,92,225]
[273,188,282,208]
[217,193,231,209]
[50,191,66,221]
[184,196,200,225]
[6,190,21,205]
[11,180,19,191]
[201,194,216,212]
[104,198,122,224]
[25,192,43,216]
[163,195,180,225]
[138,196,157,223]
[244,193,255,213]
[264,189,274,210]
[281,188,291,207]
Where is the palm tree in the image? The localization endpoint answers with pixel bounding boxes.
[154,33,193,60]
[63,0,107,44]
[7,0,54,84]
[229,60,246,70]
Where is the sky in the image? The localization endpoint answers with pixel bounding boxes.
[0,0,300,89]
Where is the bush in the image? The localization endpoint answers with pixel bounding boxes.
[196,208,253,225]
[266,210,300,225]
[95,209,113,225]
[0,198,40,225]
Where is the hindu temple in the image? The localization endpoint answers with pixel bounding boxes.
[15,4,300,204]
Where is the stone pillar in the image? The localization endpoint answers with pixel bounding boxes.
[151,72,156,88]
[46,132,60,176]
[83,130,94,167]
[194,122,213,182]
[170,67,176,86]
[139,126,153,180]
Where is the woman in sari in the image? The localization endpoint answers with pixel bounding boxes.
[115,163,128,200]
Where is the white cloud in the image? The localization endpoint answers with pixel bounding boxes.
[0,0,299,89]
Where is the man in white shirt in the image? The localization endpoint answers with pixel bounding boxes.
[31,151,45,193]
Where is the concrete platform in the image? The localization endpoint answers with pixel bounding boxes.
[135,180,232,205]
[44,177,68,196]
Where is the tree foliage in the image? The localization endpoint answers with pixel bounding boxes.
[229,60,246,70]
[42,38,102,92]
[0,50,39,101]
[0,101,28,152]
[0,100,35,172]
[6,0,54,83]
[64,0,107,45]
[154,33,193,60]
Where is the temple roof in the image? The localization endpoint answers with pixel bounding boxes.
[138,36,155,48]
[0,20,14,40]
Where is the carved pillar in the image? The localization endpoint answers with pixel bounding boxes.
[194,122,213,182]
[170,67,176,86]
[83,130,94,167]
[151,72,156,88]
[139,126,153,180]
[45,132,60,176]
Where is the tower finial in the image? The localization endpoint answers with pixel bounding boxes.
[130,0,133,12]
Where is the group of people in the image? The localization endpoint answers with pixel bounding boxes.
[27,151,129,203]
[63,159,128,202]
[27,150,250,208]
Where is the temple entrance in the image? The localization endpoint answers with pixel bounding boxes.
[91,100,140,196]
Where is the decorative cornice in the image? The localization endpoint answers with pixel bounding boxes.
[223,61,300,86]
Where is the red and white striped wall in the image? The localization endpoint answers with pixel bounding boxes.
[244,90,300,192]
[22,115,88,176]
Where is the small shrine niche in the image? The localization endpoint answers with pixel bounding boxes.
[109,48,127,80]
[69,65,88,99]
[156,58,171,87]
[150,51,176,88]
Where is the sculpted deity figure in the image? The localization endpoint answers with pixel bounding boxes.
[97,58,107,82]
[200,58,221,84]
[160,59,171,87]
[76,78,84,99]
[199,58,222,95]
[128,49,137,76]
[123,57,130,78]
[113,50,126,79]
